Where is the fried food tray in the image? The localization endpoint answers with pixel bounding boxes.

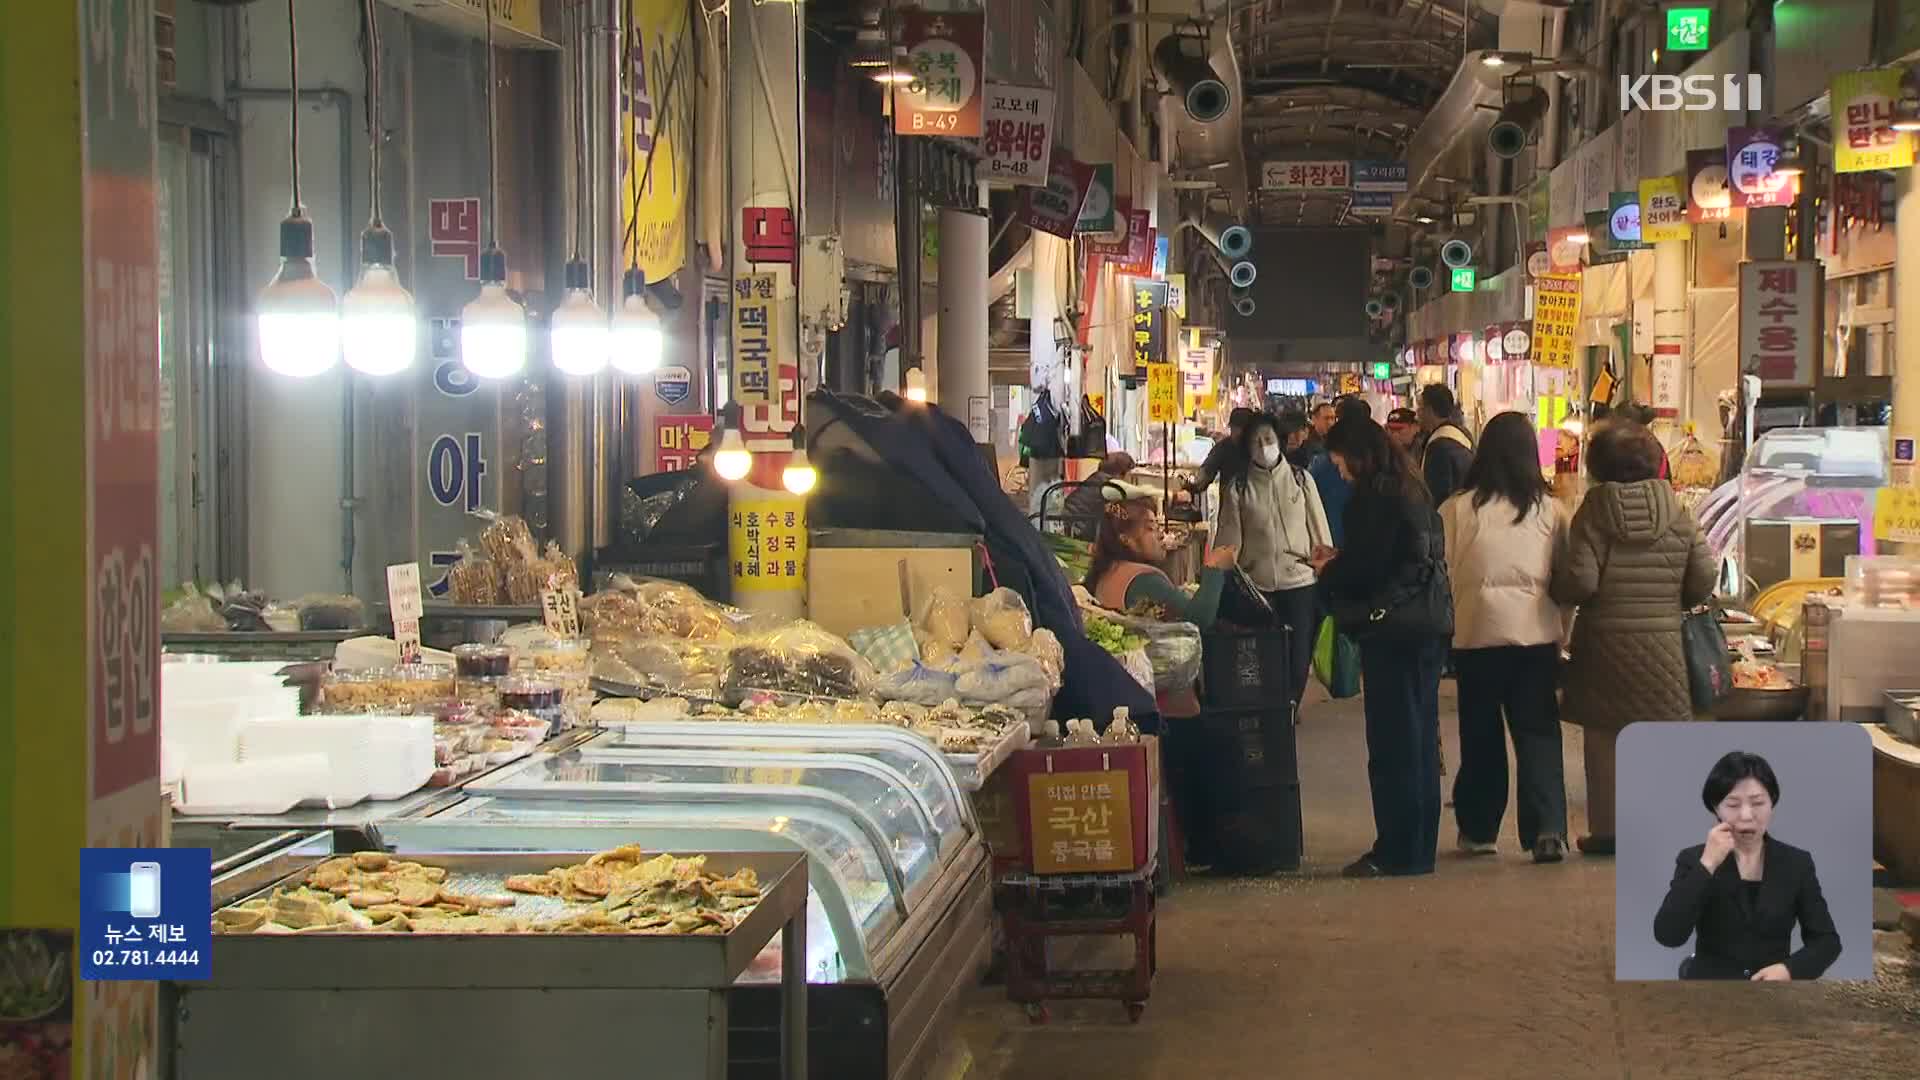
[205,849,807,991]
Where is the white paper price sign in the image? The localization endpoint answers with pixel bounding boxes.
[541,586,583,639]
[386,562,424,663]
[982,84,1055,186]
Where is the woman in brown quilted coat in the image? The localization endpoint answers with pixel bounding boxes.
[1551,420,1716,856]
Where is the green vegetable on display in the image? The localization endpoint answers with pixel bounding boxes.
[1084,616,1146,656]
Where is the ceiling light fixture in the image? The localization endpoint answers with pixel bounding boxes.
[257,0,341,377]
[460,0,527,379]
[340,0,416,377]
[904,367,929,403]
[781,426,817,495]
[549,1,606,377]
[609,269,664,375]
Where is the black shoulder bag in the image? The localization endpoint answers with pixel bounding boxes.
[1330,501,1453,640]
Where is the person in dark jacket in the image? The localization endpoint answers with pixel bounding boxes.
[1306,396,1375,548]
[1312,416,1453,878]
[1415,384,1474,507]
[1186,408,1257,495]
[1060,452,1152,539]
[1653,752,1842,981]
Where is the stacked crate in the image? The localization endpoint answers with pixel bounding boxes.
[1170,629,1304,874]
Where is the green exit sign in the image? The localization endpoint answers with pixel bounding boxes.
[1449,267,1477,292]
[1370,362,1392,380]
[1666,7,1710,52]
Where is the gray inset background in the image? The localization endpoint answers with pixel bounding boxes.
[1614,721,1873,981]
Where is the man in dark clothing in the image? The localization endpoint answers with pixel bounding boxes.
[1062,452,1151,539]
[1186,407,1257,495]
[1415,384,1473,507]
[1294,400,1335,465]
[1279,408,1316,468]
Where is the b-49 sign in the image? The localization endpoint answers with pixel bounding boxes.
[895,10,984,137]
[982,84,1054,186]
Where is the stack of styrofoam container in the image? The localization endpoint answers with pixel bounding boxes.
[161,663,302,789]
[237,716,384,809]
[363,716,437,800]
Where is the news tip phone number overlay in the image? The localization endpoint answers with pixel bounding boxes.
[80,847,214,981]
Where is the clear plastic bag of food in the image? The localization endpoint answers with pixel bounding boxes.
[446,539,501,605]
[584,574,760,643]
[722,621,876,705]
[875,661,961,706]
[953,650,1052,708]
[1024,627,1065,692]
[969,587,1034,651]
[917,586,972,652]
[293,593,367,631]
[161,585,227,633]
[1078,605,1201,693]
[476,511,538,572]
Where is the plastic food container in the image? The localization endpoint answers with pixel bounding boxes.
[499,676,566,736]
[453,643,513,678]
[454,676,503,708]
[317,665,455,713]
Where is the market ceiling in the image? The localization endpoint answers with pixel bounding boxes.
[1232,0,1493,227]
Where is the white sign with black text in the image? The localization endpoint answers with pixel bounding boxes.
[982,84,1056,187]
[386,562,425,663]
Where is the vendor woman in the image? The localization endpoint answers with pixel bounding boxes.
[1085,497,1237,715]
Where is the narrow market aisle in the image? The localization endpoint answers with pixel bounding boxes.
[948,687,1920,1080]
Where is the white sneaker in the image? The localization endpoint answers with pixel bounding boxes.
[1457,836,1497,856]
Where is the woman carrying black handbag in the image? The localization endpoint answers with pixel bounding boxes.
[1310,416,1455,878]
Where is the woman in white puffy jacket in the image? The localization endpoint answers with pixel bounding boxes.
[1440,411,1572,865]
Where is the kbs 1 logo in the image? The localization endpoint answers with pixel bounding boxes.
[1619,73,1763,113]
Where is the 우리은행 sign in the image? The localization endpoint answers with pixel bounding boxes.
[1740,260,1821,389]
[895,10,984,136]
[981,84,1055,185]
[1831,68,1915,174]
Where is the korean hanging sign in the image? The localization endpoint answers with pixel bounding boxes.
[1259,160,1351,191]
[729,491,809,595]
[1022,147,1093,237]
[653,413,714,472]
[1131,279,1169,383]
[1831,68,1915,174]
[1638,175,1689,242]
[981,84,1055,186]
[1685,148,1734,223]
[895,10,985,137]
[1725,127,1797,209]
[731,272,779,406]
[1739,260,1822,389]
[1530,272,1583,370]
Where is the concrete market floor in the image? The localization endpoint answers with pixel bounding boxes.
[942,685,1920,1080]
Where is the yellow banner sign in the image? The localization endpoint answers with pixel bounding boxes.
[1874,485,1920,544]
[1531,272,1583,369]
[1832,68,1915,174]
[1147,362,1179,424]
[729,490,809,594]
[1028,769,1135,874]
[1639,175,1689,242]
[620,0,693,283]
[731,272,778,405]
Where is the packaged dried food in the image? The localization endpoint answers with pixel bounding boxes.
[295,593,368,631]
[453,643,513,678]
[970,587,1034,651]
[453,677,502,708]
[917,586,971,652]
[583,575,756,643]
[525,637,591,673]
[316,665,456,714]
[721,621,876,705]
[874,662,960,707]
[478,512,538,573]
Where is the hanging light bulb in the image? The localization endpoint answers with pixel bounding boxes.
[338,1,414,376]
[340,224,416,376]
[904,366,929,403]
[461,247,528,379]
[713,427,754,482]
[257,0,339,377]
[258,213,342,377]
[459,0,524,380]
[782,427,817,495]
[609,268,664,375]
[550,259,609,376]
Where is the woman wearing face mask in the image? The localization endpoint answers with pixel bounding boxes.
[1653,751,1841,981]
[1216,413,1334,716]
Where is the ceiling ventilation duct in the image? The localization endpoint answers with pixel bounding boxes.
[1150,10,1249,218]
[1153,28,1230,123]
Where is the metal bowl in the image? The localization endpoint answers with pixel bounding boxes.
[1712,685,1811,722]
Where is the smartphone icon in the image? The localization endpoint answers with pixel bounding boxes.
[128,862,162,919]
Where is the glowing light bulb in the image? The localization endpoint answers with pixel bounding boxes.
[610,272,663,375]
[782,445,817,495]
[340,226,415,376]
[460,248,526,380]
[549,270,609,377]
[904,367,929,403]
[257,214,340,377]
[713,428,753,482]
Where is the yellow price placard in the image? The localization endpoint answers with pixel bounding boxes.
[1874,486,1920,544]
[1147,362,1179,424]
[1027,769,1135,873]
[1532,272,1583,369]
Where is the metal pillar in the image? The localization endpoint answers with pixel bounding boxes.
[590,0,626,551]
[1893,171,1920,491]
[896,138,924,388]
[728,0,802,441]
[937,205,990,439]
[549,7,596,564]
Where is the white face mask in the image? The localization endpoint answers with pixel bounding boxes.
[1253,443,1281,468]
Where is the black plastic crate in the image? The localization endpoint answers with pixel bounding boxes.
[1211,783,1303,874]
[1180,707,1298,790]
[595,542,730,603]
[1199,628,1293,710]
[1164,708,1299,871]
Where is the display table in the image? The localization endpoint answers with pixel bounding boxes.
[167,848,809,1080]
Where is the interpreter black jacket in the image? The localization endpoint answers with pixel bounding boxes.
[1652,835,1842,981]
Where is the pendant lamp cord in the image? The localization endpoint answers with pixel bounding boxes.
[484,0,500,249]
[363,0,383,228]
[287,0,302,213]
[573,0,589,261]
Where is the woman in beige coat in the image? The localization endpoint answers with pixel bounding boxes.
[1551,420,1716,856]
